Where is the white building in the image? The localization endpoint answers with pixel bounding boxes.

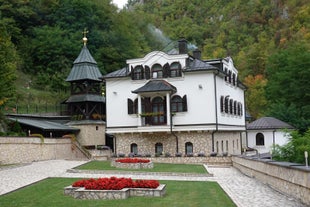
[104,39,246,157]
[246,117,294,154]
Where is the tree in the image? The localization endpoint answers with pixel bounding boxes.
[244,74,267,119]
[265,42,310,132]
[272,129,310,164]
[0,19,18,107]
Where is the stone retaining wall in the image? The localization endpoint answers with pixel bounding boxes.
[0,137,87,164]
[149,156,232,166]
[232,156,310,206]
[64,184,166,200]
[111,160,154,169]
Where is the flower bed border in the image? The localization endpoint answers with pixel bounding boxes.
[64,184,166,200]
[111,160,154,169]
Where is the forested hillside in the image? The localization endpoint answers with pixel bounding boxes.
[0,0,309,131]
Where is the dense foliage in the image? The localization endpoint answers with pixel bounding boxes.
[0,0,309,131]
[272,129,310,164]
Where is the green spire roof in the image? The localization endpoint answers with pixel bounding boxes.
[66,45,102,82]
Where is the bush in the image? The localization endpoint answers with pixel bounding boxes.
[272,129,310,164]
[197,152,205,157]
[175,152,182,157]
[210,152,217,157]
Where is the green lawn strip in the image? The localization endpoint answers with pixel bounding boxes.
[76,160,208,174]
[0,178,236,207]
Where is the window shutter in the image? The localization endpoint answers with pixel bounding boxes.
[127,98,133,114]
[163,63,170,78]
[145,66,150,80]
[182,95,188,111]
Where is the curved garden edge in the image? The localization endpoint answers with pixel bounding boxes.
[111,160,154,169]
[64,184,166,200]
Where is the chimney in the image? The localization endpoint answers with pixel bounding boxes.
[178,38,188,54]
[193,49,201,60]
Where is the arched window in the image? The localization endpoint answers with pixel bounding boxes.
[225,96,229,113]
[232,73,236,86]
[233,101,237,115]
[256,133,265,146]
[171,95,183,112]
[237,102,243,116]
[133,65,144,80]
[170,62,182,77]
[229,99,233,114]
[226,140,228,152]
[216,141,219,152]
[152,97,165,125]
[228,70,232,83]
[220,96,224,112]
[152,64,163,79]
[221,140,224,152]
[155,142,163,154]
[185,142,193,154]
[130,143,138,154]
[224,68,228,82]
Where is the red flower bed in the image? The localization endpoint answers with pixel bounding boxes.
[72,177,159,190]
[115,158,150,163]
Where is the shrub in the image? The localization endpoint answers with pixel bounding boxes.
[175,152,182,157]
[197,152,205,157]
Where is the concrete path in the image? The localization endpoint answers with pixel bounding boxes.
[0,160,307,207]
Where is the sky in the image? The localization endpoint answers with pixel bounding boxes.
[112,0,127,8]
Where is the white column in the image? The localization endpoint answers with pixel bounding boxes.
[138,95,142,126]
[166,93,171,126]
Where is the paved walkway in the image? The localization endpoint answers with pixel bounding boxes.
[0,160,307,207]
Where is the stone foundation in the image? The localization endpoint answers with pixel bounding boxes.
[113,131,241,157]
[111,160,154,169]
[64,184,166,200]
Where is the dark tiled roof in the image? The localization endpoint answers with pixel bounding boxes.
[74,45,97,64]
[185,59,218,72]
[66,63,102,82]
[66,94,105,103]
[132,80,177,94]
[103,67,128,79]
[247,117,294,130]
[7,117,79,132]
[66,45,102,82]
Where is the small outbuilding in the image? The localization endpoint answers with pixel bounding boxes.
[246,117,294,154]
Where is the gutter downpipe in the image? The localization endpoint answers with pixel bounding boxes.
[170,92,179,153]
[212,68,220,152]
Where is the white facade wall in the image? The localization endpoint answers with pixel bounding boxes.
[247,130,290,154]
[105,51,245,155]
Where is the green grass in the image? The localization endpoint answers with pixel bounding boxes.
[0,178,236,207]
[76,160,208,174]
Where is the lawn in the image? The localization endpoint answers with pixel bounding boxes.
[0,178,236,207]
[76,160,208,174]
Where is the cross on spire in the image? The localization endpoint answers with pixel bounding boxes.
[82,28,88,45]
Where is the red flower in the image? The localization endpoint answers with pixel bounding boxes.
[115,158,150,163]
[71,177,159,190]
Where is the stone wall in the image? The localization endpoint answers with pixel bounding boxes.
[232,156,310,206]
[149,156,232,165]
[0,137,87,165]
[115,131,241,156]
